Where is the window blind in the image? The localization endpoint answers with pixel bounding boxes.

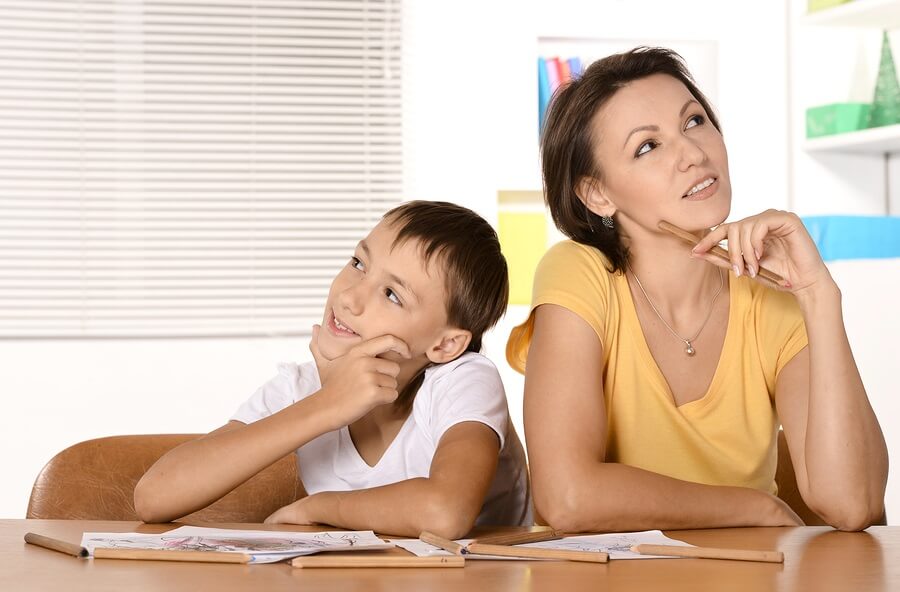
[0,0,402,338]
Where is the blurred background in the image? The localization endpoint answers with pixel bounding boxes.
[1,0,898,523]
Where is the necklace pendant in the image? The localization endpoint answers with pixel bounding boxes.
[685,342,696,356]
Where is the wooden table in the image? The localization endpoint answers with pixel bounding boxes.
[2,520,897,591]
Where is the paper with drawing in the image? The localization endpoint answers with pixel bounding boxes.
[81,526,392,564]
[393,530,693,560]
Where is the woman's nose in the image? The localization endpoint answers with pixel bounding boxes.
[677,136,706,170]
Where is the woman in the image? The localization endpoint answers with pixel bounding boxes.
[508,47,887,532]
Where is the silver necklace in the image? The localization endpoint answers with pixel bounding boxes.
[628,266,725,357]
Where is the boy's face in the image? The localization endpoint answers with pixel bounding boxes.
[315,219,459,365]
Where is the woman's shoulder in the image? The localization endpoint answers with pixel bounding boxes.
[540,239,614,270]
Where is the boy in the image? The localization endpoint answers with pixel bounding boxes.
[134,201,530,538]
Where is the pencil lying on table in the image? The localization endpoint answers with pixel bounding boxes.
[658,220,785,285]
[292,554,464,568]
[470,529,565,546]
[419,531,607,563]
[24,532,88,558]
[631,543,784,564]
[92,548,252,563]
[466,542,607,563]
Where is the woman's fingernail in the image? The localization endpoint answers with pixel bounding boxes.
[733,264,741,277]
[749,266,757,278]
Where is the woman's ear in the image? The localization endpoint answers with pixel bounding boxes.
[426,329,472,364]
[575,176,617,218]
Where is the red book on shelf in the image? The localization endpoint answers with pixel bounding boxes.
[559,58,571,83]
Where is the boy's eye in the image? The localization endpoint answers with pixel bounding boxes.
[385,288,401,306]
[686,114,705,129]
[635,140,657,157]
[350,256,364,271]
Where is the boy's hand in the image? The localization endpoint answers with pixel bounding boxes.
[309,325,412,429]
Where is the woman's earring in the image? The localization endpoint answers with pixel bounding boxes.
[601,215,614,229]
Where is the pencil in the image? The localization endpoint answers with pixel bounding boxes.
[471,529,564,546]
[466,542,608,563]
[658,220,785,284]
[92,548,251,563]
[292,554,465,568]
[24,532,89,558]
[418,531,466,555]
[630,543,784,563]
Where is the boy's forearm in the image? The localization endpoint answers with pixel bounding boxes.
[301,479,477,540]
[134,392,335,523]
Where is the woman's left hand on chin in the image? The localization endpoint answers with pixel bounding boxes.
[691,209,834,295]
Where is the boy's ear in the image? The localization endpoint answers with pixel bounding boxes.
[425,328,472,364]
[575,176,617,218]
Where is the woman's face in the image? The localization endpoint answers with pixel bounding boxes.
[587,73,732,235]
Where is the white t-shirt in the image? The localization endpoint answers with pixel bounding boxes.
[231,352,531,527]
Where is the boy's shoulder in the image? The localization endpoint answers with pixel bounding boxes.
[423,351,500,382]
[265,360,321,402]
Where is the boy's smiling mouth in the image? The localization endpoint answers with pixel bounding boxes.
[327,310,359,337]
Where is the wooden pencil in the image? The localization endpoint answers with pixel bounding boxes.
[419,531,466,555]
[631,543,784,564]
[471,529,565,547]
[466,542,607,563]
[24,532,89,558]
[93,547,251,563]
[658,220,785,284]
[292,554,465,568]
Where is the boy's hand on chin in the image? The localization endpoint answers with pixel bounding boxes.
[309,327,412,429]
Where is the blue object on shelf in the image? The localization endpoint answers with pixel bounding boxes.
[538,57,551,134]
[802,215,900,261]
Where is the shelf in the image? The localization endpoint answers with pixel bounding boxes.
[804,123,900,153]
[804,0,900,28]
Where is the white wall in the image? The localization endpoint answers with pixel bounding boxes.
[4,1,896,525]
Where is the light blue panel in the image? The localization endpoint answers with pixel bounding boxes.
[802,216,900,262]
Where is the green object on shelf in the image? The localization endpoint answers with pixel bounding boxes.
[869,31,900,128]
[807,0,851,13]
[806,103,871,138]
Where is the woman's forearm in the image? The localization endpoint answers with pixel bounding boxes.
[794,280,888,529]
[533,460,799,533]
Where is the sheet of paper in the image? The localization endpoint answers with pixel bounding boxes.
[392,530,694,561]
[82,526,393,564]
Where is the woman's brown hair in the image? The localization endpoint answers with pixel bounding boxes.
[541,46,721,273]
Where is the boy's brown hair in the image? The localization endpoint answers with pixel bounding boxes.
[382,200,509,411]
[383,200,509,354]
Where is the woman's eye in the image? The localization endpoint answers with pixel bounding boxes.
[636,141,656,157]
[385,288,401,305]
[686,114,705,129]
[350,256,364,271]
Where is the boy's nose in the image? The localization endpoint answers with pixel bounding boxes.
[337,281,366,316]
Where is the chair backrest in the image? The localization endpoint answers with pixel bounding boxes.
[26,434,302,523]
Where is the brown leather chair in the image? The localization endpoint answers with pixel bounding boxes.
[26,434,303,523]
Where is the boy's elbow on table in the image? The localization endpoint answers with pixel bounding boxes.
[415,489,479,541]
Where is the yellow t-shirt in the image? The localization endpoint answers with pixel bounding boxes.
[507,240,808,493]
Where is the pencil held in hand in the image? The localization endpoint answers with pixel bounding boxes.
[658,220,785,285]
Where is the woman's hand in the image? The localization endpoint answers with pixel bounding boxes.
[691,209,833,295]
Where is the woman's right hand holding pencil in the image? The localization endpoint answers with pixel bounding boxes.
[308,325,412,430]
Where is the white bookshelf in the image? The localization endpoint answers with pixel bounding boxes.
[805,122,900,153]
[804,0,900,28]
